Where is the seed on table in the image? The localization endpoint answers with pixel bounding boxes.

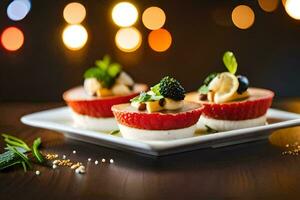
[52,164,57,169]
[62,155,66,159]
[95,160,99,165]
[72,150,76,154]
[35,170,40,175]
[109,159,114,164]
[102,158,106,163]
[88,158,91,162]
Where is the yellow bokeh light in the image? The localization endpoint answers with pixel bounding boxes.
[112,2,138,27]
[1,26,24,51]
[142,7,166,30]
[63,2,86,24]
[115,27,141,52]
[231,5,255,29]
[285,0,300,20]
[148,28,172,52]
[62,25,88,50]
[258,0,279,12]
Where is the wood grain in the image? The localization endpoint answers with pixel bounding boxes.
[1,101,300,200]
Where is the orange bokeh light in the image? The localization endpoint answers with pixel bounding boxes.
[1,27,24,51]
[231,5,255,29]
[142,7,166,30]
[258,0,279,12]
[148,29,172,52]
[63,2,86,24]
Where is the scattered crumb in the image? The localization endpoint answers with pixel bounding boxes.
[109,159,114,164]
[72,150,76,154]
[88,158,91,162]
[62,155,66,159]
[102,158,106,163]
[35,170,40,175]
[95,160,99,165]
[282,142,300,156]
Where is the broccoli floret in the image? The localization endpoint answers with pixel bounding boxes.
[159,76,185,100]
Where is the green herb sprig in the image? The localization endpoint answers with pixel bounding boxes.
[0,134,44,172]
[198,51,238,94]
[84,55,122,88]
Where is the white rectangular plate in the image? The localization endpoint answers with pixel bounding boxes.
[21,107,300,156]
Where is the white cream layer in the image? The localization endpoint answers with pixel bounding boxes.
[71,111,118,131]
[118,124,196,141]
[197,115,266,132]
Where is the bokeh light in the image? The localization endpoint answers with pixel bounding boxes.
[1,27,24,51]
[7,0,31,21]
[112,2,138,27]
[142,7,166,30]
[258,0,279,12]
[148,28,172,52]
[231,5,255,29]
[115,27,142,52]
[285,0,300,20]
[63,2,86,24]
[62,25,88,50]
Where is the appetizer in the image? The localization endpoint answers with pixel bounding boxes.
[186,51,274,132]
[63,55,147,131]
[112,76,203,141]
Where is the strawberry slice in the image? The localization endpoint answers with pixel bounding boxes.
[63,84,147,118]
[112,102,203,130]
[186,88,274,120]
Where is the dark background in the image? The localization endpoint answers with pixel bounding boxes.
[0,0,299,102]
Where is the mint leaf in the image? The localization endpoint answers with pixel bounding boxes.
[85,55,122,88]
[95,55,111,70]
[198,85,209,94]
[223,51,237,74]
[84,67,103,79]
[108,63,121,78]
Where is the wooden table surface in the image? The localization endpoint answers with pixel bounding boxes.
[1,101,300,200]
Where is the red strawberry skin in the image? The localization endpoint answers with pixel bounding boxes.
[112,103,203,130]
[63,85,147,118]
[201,88,274,120]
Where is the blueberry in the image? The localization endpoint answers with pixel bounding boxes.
[237,75,249,94]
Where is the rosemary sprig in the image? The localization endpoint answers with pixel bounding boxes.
[0,134,44,172]
[2,134,31,151]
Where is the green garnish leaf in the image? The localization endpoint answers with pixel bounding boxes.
[150,83,161,96]
[223,51,237,74]
[32,138,44,163]
[108,63,121,77]
[205,125,218,133]
[198,85,209,94]
[130,92,164,103]
[2,134,31,151]
[203,73,219,86]
[109,130,120,135]
[84,55,122,88]
[84,67,103,79]
[130,92,152,103]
